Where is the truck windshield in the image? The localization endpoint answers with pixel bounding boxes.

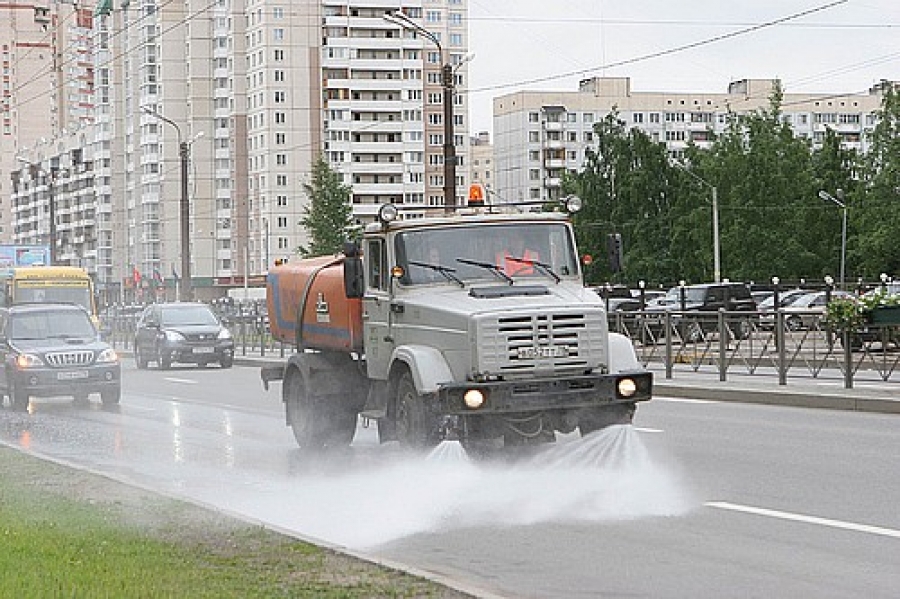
[396,222,578,286]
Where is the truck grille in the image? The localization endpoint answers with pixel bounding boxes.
[476,309,607,376]
[45,350,95,367]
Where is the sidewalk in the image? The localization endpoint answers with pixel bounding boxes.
[217,346,900,416]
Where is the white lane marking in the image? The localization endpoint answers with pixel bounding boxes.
[163,377,198,385]
[635,427,664,433]
[706,501,900,539]
[654,396,719,404]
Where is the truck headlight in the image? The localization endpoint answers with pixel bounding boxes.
[617,377,637,398]
[463,389,486,409]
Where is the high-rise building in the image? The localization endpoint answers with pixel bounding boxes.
[1,0,97,244]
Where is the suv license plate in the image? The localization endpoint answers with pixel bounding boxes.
[58,370,89,380]
[193,347,215,354]
[517,345,569,359]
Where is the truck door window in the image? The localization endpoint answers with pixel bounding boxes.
[366,239,386,291]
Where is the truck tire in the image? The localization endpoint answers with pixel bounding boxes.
[578,402,636,436]
[285,368,355,449]
[394,371,438,449]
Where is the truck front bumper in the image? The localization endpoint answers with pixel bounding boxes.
[436,370,652,415]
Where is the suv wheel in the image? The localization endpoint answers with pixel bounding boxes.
[134,343,149,369]
[101,386,121,406]
[9,379,29,412]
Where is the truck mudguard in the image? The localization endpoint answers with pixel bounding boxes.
[391,344,454,394]
[607,333,642,372]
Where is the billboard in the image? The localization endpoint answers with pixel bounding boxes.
[0,245,51,275]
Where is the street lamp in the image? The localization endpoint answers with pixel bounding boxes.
[673,162,720,283]
[818,189,847,289]
[384,10,456,213]
[143,107,192,301]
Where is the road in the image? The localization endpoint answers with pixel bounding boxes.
[1,362,898,598]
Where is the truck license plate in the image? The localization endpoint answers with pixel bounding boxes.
[193,347,215,354]
[57,370,89,380]
[517,345,569,359]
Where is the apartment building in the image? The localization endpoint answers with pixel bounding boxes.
[1,0,96,246]
[493,77,888,204]
[6,0,469,299]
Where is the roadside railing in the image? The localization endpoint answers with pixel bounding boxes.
[609,308,900,388]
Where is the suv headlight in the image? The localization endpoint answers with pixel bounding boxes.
[217,328,232,340]
[16,353,44,368]
[164,330,186,341]
[96,348,119,364]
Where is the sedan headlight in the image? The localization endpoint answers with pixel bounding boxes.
[15,353,44,368]
[217,328,232,340]
[164,330,186,342]
[96,348,119,364]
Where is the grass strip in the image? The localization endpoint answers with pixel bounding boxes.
[0,447,469,598]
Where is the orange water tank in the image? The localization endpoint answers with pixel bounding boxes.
[266,256,363,352]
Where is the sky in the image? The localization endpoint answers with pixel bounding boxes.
[466,0,899,135]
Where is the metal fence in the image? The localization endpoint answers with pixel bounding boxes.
[609,308,900,388]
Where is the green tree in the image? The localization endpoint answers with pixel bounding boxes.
[567,112,681,285]
[298,155,354,258]
[855,83,900,276]
[703,83,821,282]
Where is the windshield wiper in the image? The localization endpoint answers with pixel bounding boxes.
[456,258,513,285]
[503,256,561,283]
[408,261,465,287]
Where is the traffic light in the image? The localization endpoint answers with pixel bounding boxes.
[607,233,623,273]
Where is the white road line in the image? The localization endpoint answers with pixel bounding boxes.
[706,501,900,539]
[654,396,719,404]
[634,427,664,433]
[163,377,198,385]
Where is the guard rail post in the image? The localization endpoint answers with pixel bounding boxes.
[664,311,673,379]
[776,309,787,385]
[842,329,853,389]
[718,308,727,382]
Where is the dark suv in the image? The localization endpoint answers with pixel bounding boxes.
[0,303,121,411]
[643,282,757,342]
[134,302,234,369]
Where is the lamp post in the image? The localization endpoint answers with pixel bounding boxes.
[818,189,847,289]
[384,11,456,213]
[673,162,720,282]
[143,107,192,301]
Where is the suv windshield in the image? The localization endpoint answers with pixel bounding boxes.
[160,305,220,327]
[395,222,578,285]
[10,310,96,340]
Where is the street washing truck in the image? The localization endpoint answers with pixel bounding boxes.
[261,198,652,452]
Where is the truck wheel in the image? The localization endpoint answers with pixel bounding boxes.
[394,372,437,449]
[285,369,355,449]
[579,403,635,436]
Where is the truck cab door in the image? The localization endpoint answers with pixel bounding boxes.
[362,238,392,379]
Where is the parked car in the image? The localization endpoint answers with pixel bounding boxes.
[778,290,854,331]
[133,302,235,369]
[757,288,815,329]
[0,303,121,411]
[643,282,757,342]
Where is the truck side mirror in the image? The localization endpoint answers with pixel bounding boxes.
[344,256,364,299]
